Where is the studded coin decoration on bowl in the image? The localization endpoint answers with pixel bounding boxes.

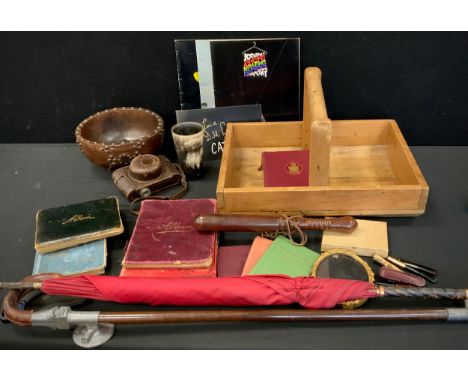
[75,107,164,170]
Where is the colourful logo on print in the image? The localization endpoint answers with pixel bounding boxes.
[243,51,268,78]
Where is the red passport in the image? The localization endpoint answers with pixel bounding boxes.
[122,199,217,269]
[261,149,309,187]
[217,245,251,277]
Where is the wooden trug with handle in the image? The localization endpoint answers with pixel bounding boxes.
[215,66,429,216]
[303,67,332,186]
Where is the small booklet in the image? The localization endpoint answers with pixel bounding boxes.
[35,197,124,254]
[261,149,309,187]
[241,237,272,276]
[217,245,251,277]
[32,239,107,276]
[249,236,320,277]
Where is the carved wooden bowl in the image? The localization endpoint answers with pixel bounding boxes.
[75,107,164,170]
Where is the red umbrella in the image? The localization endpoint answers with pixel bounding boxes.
[2,274,467,350]
[38,274,377,309]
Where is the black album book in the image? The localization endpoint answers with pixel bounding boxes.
[34,197,123,254]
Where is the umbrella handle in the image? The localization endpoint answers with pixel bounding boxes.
[377,285,468,300]
[0,273,62,326]
[2,273,61,326]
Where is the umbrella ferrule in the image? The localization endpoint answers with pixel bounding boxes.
[447,301,468,321]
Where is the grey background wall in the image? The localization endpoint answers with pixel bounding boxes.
[0,32,467,145]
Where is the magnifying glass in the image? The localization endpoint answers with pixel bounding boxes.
[310,249,375,309]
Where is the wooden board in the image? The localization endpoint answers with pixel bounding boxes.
[321,219,388,257]
[226,144,398,188]
[220,185,423,214]
[303,68,331,186]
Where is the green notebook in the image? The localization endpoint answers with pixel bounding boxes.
[248,236,320,277]
[35,197,124,254]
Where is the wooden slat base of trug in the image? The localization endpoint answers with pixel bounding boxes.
[216,120,428,217]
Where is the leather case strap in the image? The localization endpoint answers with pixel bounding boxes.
[379,267,426,287]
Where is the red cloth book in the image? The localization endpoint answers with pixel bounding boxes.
[120,267,215,277]
[122,199,217,269]
[120,249,217,278]
[217,245,251,277]
[261,149,309,187]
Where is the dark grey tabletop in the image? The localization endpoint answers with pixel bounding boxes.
[0,144,467,349]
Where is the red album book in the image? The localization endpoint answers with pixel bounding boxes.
[261,149,309,187]
[122,199,217,269]
[217,245,251,277]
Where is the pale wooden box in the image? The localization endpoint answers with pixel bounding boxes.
[216,67,428,216]
[321,219,388,258]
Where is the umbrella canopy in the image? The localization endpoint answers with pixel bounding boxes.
[40,275,377,309]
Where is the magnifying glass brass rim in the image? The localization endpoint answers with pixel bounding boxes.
[310,249,375,309]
